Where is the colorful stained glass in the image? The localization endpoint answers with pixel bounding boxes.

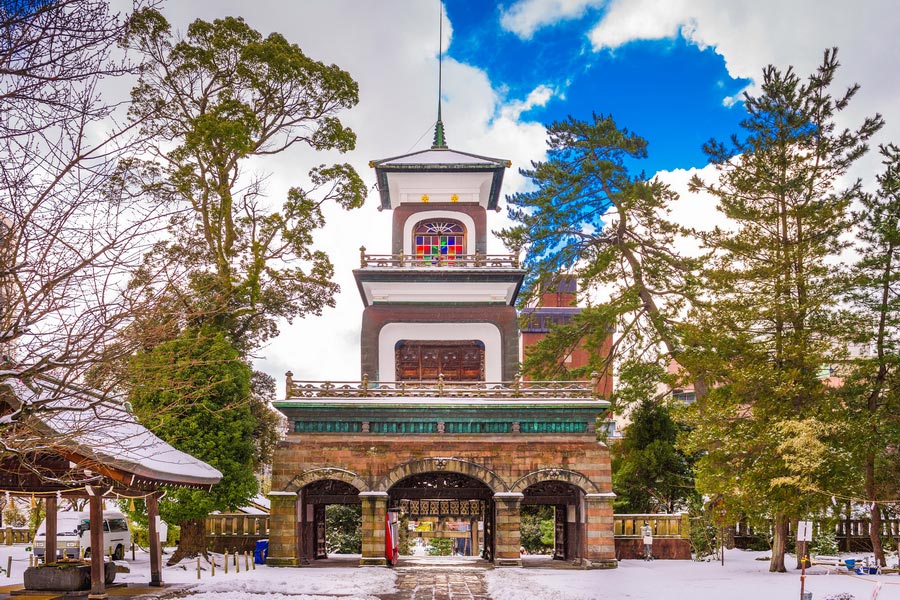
[413,220,466,263]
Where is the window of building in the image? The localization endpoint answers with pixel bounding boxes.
[395,340,484,381]
[414,220,465,262]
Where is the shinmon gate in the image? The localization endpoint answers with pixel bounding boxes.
[267,125,617,569]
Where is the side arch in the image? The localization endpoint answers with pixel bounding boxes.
[377,457,508,493]
[284,467,370,493]
[511,468,601,494]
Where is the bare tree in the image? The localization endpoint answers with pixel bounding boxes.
[0,0,167,391]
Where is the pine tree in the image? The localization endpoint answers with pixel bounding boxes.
[843,143,900,565]
[682,48,883,572]
[500,114,699,395]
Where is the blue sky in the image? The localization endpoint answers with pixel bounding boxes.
[443,0,750,175]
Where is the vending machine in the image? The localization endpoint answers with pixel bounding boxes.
[385,508,401,565]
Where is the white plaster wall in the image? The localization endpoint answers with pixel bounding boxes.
[378,322,502,382]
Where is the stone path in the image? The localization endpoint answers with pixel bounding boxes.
[375,568,492,600]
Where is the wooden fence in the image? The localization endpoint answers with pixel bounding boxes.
[732,518,900,552]
[205,514,270,554]
[3,527,32,545]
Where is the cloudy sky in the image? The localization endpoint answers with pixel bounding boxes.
[154,0,900,393]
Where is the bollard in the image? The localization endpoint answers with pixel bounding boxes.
[197,556,201,580]
[251,550,255,571]
[244,551,249,572]
[108,546,113,560]
[224,551,229,574]
[233,550,237,567]
[236,550,240,573]
[132,543,135,561]
[211,557,216,577]
[7,555,11,577]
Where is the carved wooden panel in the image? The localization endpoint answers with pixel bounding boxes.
[395,341,484,381]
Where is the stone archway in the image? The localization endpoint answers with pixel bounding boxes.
[285,467,370,494]
[387,469,495,561]
[378,457,507,493]
[511,467,600,495]
[281,471,367,565]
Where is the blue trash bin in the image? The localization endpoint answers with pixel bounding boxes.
[254,539,269,564]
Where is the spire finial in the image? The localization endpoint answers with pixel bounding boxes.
[432,2,448,149]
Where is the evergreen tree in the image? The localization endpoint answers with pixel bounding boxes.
[128,327,257,562]
[611,371,696,514]
[500,115,700,394]
[843,143,900,565]
[681,48,883,572]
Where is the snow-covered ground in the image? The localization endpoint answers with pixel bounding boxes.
[1,545,898,600]
[488,551,900,600]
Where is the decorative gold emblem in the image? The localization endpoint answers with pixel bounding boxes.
[451,194,459,202]
[421,194,429,203]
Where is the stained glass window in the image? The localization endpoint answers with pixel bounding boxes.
[414,221,465,263]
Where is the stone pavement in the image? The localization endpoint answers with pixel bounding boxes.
[375,568,491,600]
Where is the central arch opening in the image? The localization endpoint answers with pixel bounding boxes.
[388,471,494,564]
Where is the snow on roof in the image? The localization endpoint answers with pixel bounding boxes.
[371,147,509,168]
[5,375,222,489]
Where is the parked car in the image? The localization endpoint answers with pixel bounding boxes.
[33,511,131,561]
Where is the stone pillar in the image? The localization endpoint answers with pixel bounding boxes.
[266,492,299,566]
[359,492,388,566]
[584,493,617,568]
[493,492,523,567]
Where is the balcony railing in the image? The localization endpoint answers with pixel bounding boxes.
[358,247,520,269]
[284,373,602,400]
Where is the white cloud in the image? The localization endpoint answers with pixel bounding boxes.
[500,0,603,39]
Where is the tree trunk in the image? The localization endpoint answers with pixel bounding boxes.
[769,514,788,573]
[168,518,207,565]
[865,456,886,566]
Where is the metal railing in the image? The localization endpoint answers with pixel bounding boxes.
[284,373,602,400]
[359,248,520,269]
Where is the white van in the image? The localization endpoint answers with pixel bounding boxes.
[33,511,131,561]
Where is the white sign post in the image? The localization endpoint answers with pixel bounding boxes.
[797,520,813,542]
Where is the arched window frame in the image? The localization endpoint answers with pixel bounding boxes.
[413,219,466,263]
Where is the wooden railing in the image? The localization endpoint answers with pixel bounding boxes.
[284,373,601,400]
[206,514,270,538]
[4,526,33,545]
[614,514,691,539]
[359,249,519,269]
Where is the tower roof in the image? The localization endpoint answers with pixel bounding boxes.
[370,146,511,211]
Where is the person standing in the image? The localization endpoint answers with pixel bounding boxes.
[640,521,654,561]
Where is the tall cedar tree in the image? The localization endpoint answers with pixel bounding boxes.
[121,12,364,559]
[500,115,699,396]
[681,48,883,572]
[123,10,366,353]
[128,327,257,563]
[844,143,900,565]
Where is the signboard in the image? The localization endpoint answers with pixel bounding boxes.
[797,520,813,542]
